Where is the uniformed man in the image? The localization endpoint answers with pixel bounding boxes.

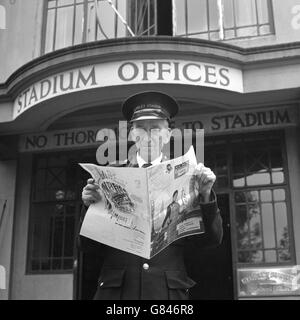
[79,91,223,300]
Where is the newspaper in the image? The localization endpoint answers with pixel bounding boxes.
[79,146,205,259]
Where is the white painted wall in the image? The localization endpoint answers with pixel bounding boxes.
[0,4,5,29]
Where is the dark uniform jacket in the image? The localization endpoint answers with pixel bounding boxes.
[78,155,223,300]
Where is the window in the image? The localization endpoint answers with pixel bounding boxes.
[0,5,6,30]
[27,150,95,273]
[205,139,230,190]
[205,132,294,266]
[173,0,274,40]
[128,0,157,36]
[231,134,293,265]
[43,0,159,53]
[43,0,128,53]
[43,0,275,53]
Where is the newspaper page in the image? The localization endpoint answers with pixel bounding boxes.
[147,146,205,257]
[79,146,204,259]
[79,164,151,259]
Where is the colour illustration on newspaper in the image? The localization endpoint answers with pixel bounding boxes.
[79,146,205,259]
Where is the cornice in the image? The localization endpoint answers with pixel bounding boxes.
[2,36,300,100]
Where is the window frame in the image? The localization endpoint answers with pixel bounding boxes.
[26,149,93,275]
[228,131,296,268]
[173,0,275,41]
[41,0,159,54]
[205,130,295,268]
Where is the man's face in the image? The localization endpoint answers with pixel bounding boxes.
[130,119,171,162]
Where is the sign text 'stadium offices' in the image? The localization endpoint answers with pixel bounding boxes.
[1,0,300,299]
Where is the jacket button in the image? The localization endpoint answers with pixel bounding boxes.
[143,263,149,270]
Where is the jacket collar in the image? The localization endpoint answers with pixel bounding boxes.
[127,153,168,167]
[136,153,163,168]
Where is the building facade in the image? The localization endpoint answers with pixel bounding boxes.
[0,0,300,300]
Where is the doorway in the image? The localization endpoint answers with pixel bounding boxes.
[184,193,234,300]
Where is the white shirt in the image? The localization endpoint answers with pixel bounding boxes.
[136,153,163,168]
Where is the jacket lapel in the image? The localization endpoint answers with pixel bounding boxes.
[126,153,169,167]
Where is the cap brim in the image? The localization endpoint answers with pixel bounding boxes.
[130,115,168,122]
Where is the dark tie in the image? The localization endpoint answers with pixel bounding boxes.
[142,163,152,168]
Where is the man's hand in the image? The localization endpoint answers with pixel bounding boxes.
[194,164,216,203]
[82,178,102,206]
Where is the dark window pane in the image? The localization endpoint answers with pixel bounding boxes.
[31,259,40,271]
[235,191,246,203]
[216,154,227,171]
[217,176,228,188]
[37,157,47,168]
[63,258,74,269]
[249,250,263,263]
[270,149,283,170]
[238,251,251,263]
[41,259,51,270]
[52,258,62,270]
[236,205,249,249]
[278,249,291,262]
[238,250,263,263]
[52,216,64,257]
[64,216,75,256]
[275,203,288,248]
[29,202,76,272]
[245,149,268,173]
[232,151,244,174]
[129,0,156,36]
[249,204,262,249]
[29,150,97,273]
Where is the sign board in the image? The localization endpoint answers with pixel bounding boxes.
[13,59,243,119]
[238,266,300,297]
[19,106,298,152]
